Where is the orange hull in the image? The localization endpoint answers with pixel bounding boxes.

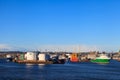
[70,53,79,62]
[70,59,79,62]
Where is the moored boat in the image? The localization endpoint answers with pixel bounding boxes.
[6,54,13,62]
[70,53,79,62]
[90,54,110,64]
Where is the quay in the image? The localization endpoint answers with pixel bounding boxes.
[15,60,53,64]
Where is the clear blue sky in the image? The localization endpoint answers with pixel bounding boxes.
[0,0,120,51]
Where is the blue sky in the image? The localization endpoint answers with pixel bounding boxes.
[0,0,120,52]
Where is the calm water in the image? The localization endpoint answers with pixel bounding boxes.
[0,59,120,80]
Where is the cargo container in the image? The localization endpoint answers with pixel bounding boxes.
[19,54,25,60]
[38,53,50,61]
[25,52,37,60]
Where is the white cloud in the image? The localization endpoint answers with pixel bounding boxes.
[0,44,12,51]
[0,44,27,51]
[37,44,120,52]
[0,44,119,52]
[37,45,99,52]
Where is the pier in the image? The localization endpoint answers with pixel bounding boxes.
[15,60,53,64]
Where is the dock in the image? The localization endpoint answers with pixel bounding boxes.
[15,60,53,64]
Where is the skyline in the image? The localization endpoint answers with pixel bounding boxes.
[0,0,120,52]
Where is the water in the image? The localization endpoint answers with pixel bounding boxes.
[0,59,120,80]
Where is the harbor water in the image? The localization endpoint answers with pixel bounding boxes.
[0,59,120,80]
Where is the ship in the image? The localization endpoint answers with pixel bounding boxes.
[6,54,13,62]
[90,54,110,64]
[70,53,79,62]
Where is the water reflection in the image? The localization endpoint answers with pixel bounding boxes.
[38,64,45,69]
[25,64,35,68]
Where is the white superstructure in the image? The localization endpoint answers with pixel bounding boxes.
[6,54,12,58]
[58,55,66,60]
[96,54,110,59]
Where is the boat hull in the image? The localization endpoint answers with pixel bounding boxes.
[90,59,110,64]
[6,58,13,62]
